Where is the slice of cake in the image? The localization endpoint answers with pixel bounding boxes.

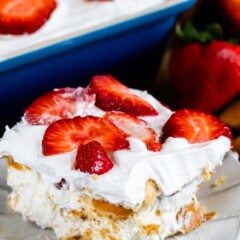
[0,75,232,240]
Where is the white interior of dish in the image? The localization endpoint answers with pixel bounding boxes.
[0,0,189,61]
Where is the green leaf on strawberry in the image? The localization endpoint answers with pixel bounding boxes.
[176,22,223,44]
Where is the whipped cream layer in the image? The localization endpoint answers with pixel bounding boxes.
[0,0,185,61]
[0,89,231,209]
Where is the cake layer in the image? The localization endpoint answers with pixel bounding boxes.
[7,161,206,240]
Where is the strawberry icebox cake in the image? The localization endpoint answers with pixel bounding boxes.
[0,76,232,240]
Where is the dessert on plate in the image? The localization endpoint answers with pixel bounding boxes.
[0,75,232,240]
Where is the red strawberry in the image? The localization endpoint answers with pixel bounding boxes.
[42,116,129,156]
[170,41,240,113]
[24,87,94,125]
[89,75,158,116]
[162,109,233,145]
[0,0,57,35]
[104,112,161,151]
[169,23,240,113]
[74,141,114,175]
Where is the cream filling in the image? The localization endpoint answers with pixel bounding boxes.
[7,166,200,240]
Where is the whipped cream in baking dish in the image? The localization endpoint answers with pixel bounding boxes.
[0,0,184,61]
[0,88,231,209]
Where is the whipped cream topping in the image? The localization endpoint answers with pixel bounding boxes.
[0,88,231,209]
[0,0,185,61]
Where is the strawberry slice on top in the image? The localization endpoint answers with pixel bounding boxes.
[24,87,94,125]
[89,75,158,116]
[104,112,161,151]
[0,0,57,35]
[162,109,233,145]
[42,116,129,156]
[74,141,114,175]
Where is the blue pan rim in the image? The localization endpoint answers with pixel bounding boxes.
[0,0,196,74]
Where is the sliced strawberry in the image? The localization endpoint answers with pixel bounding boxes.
[104,112,161,151]
[74,141,114,175]
[24,87,94,125]
[42,116,129,156]
[24,88,76,125]
[89,75,158,116]
[162,109,233,145]
[0,0,57,35]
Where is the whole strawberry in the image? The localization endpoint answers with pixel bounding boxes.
[169,23,240,113]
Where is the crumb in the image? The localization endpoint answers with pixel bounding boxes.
[202,163,213,180]
[155,210,161,216]
[204,211,217,221]
[211,176,226,188]
[142,224,160,235]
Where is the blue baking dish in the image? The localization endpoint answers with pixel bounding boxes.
[0,0,195,134]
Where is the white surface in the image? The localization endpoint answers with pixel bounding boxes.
[0,0,188,61]
[1,152,240,240]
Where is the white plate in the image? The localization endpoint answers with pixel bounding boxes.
[1,152,240,240]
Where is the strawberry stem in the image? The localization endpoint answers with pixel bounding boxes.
[176,22,223,43]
